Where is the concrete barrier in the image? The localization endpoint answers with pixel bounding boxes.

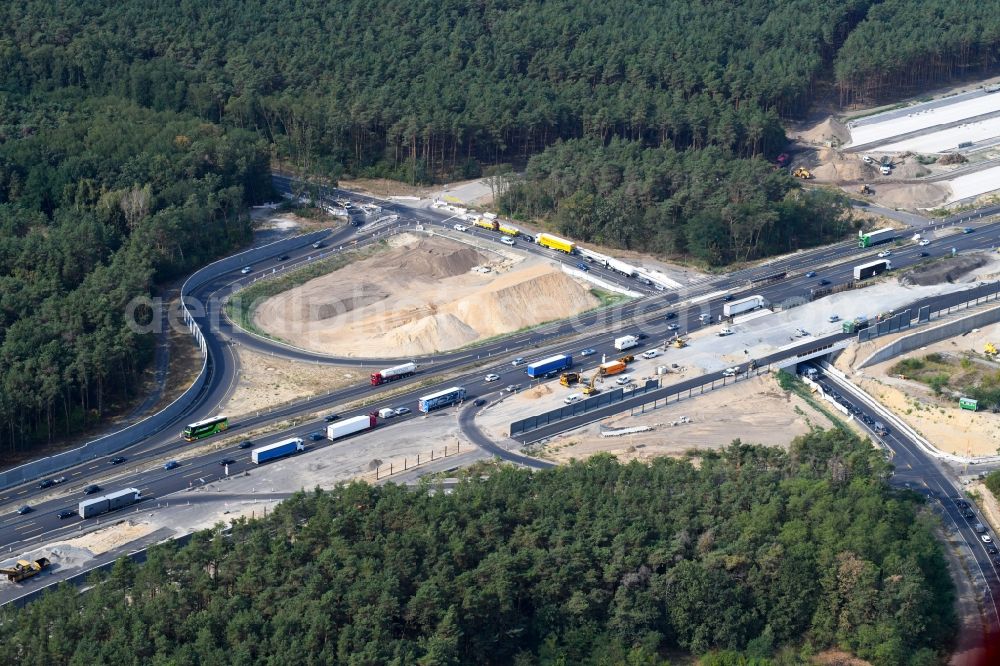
[0,230,330,491]
[859,303,1000,368]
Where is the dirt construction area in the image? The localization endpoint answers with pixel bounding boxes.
[837,311,1000,457]
[221,346,365,419]
[504,374,841,464]
[254,233,600,357]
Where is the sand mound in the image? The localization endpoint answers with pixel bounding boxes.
[875,183,950,208]
[524,384,553,399]
[253,235,601,357]
[809,149,868,182]
[798,117,851,145]
[894,162,931,178]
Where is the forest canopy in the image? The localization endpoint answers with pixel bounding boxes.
[2,1,998,264]
[0,430,955,665]
[0,92,271,453]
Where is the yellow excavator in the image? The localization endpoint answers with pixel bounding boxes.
[986,342,998,358]
[618,354,635,364]
[793,167,813,179]
[582,374,602,396]
[1,557,49,582]
[559,372,580,387]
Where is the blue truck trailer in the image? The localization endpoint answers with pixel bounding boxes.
[252,437,304,464]
[526,354,573,378]
[418,386,467,413]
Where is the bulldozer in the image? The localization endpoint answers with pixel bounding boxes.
[792,167,813,179]
[1,557,49,583]
[859,184,874,195]
[671,336,688,349]
[986,342,998,359]
[559,372,580,387]
[581,374,602,396]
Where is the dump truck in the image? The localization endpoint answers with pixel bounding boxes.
[251,437,304,464]
[599,360,627,376]
[497,222,520,237]
[418,386,466,412]
[614,335,639,351]
[1,557,50,582]
[526,354,573,378]
[536,233,576,254]
[79,488,142,519]
[328,414,377,440]
[722,294,765,317]
[853,259,891,281]
[473,218,499,231]
[370,362,416,386]
[559,372,580,387]
[858,228,896,248]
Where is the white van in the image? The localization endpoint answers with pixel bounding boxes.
[500,236,515,246]
[377,408,396,419]
[563,393,582,405]
[615,374,632,385]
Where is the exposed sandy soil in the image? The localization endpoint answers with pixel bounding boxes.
[902,253,992,286]
[222,347,364,419]
[793,118,852,146]
[813,652,873,666]
[875,182,952,208]
[254,233,600,357]
[526,375,840,464]
[338,177,432,199]
[839,312,1000,457]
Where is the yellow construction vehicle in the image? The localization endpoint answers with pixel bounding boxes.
[859,184,873,195]
[582,374,602,396]
[986,342,998,358]
[1,557,49,583]
[559,372,580,387]
[792,167,813,179]
[671,336,688,349]
[617,354,635,364]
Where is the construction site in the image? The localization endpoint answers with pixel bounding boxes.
[253,233,603,356]
[787,79,1000,210]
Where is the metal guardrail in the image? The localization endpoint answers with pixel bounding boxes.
[0,230,330,492]
[510,379,661,436]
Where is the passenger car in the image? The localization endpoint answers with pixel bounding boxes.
[485,373,501,382]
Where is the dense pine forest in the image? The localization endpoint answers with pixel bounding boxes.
[0,92,271,453]
[0,431,955,665]
[2,1,1000,443]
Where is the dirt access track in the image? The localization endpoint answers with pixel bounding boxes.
[254,232,600,357]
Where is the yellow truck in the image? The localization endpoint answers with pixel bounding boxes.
[473,218,499,231]
[1,557,49,582]
[497,222,520,237]
[536,232,576,253]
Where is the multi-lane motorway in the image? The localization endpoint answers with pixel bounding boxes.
[2,173,1000,567]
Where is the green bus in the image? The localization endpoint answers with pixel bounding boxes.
[182,415,229,441]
